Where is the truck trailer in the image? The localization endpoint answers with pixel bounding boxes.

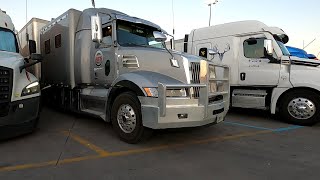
[35,8,230,143]
[169,20,320,126]
[0,9,42,139]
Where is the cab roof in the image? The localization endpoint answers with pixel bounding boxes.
[0,9,15,32]
[191,20,287,42]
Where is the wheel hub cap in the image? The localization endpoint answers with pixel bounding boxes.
[117,104,136,133]
[288,98,316,120]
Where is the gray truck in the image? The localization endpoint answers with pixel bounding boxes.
[37,8,230,143]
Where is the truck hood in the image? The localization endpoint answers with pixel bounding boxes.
[289,56,320,91]
[290,56,320,67]
[0,51,24,69]
[118,47,203,84]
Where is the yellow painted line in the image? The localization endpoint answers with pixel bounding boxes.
[109,130,272,157]
[0,155,101,172]
[0,130,272,172]
[62,131,110,156]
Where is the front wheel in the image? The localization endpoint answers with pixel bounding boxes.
[279,90,320,126]
[111,92,149,144]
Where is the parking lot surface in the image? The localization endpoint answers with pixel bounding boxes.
[0,107,319,180]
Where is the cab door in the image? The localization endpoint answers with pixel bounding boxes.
[92,23,117,86]
[238,35,280,86]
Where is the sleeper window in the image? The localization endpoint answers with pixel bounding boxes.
[55,34,61,48]
[45,39,50,54]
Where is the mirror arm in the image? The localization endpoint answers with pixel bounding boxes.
[164,43,175,60]
[20,61,40,73]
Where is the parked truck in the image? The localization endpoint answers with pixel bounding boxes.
[34,8,230,143]
[169,20,320,126]
[0,9,42,139]
[18,18,49,79]
[286,46,318,60]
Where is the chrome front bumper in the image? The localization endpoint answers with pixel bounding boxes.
[140,83,229,129]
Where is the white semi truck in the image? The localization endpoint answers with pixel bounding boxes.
[0,9,42,139]
[169,20,320,126]
[33,8,230,143]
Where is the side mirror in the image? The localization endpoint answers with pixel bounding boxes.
[153,31,167,42]
[208,49,218,56]
[91,15,103,43]
[20,53,43,73]
[29,40,37,54]
[264,39,274,56]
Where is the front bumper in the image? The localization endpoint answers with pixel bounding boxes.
[0,97,40,139]
[140,83,229,129]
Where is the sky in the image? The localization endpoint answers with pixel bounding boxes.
[2,0,320,57]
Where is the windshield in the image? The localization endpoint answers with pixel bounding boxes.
[0,28,18,53]
[116,20,164,49]
[276,40,290,56]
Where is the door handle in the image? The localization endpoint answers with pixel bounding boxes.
[240,73,246,81]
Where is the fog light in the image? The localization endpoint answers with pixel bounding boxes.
[178,113,188,119]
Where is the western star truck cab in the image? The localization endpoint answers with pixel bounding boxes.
[171,20,320,126]
[0,9,42,139]
[39,8,230,143]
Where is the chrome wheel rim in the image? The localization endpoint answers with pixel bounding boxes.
[117,104,136,133]
[288,98,316,120]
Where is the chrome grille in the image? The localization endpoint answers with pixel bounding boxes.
[0,66,13,117]
[190,62,201,98]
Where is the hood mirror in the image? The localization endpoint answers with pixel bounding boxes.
[208,49,218,56]
[153,31,167,42]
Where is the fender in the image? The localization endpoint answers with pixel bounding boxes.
[270,83,320,114]
[112,71,184,91]
[104,71,185,122]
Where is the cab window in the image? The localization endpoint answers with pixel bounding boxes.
[102,25,112,46]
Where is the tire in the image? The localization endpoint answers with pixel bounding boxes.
[111,92,149,144]
[279,90,320,126]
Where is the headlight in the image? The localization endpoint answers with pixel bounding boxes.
[143,88,187,97]
[21,82,40,96]
[166,89,187,97]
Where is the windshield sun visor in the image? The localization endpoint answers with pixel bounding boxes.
[115,14,167,34]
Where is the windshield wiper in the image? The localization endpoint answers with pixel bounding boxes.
[121,43,150,47]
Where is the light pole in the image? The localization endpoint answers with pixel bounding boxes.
[206,0,218,26]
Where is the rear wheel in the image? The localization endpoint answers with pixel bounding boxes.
[111,92,149,144]
[279,90,320,126]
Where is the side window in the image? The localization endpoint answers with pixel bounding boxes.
[45,39,50,54]
[102,25,112,45]
[243,38,266,58]
[55,34,61,48]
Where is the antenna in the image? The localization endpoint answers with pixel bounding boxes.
[172,0,175,37]
[26,0,29,48]
[91,0,96,8]
[171,0,175,50]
